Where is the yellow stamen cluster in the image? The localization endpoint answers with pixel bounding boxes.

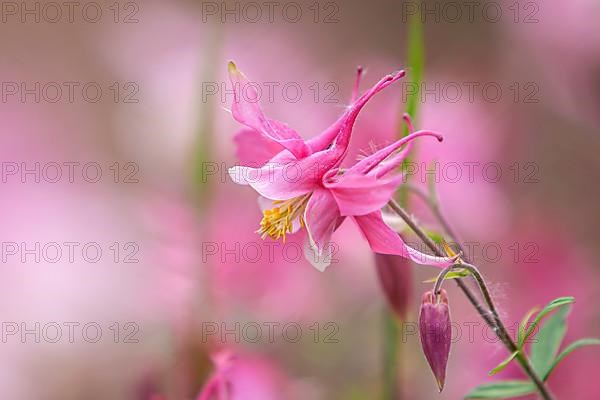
[258,195,310,241]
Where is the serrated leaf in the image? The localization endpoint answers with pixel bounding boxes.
[522,296,574,343]
[543,338,600,381]
[530,305,570,378]
[488,351,519,376]
[517,307,539,347]
[464,381,536,398]
[422,269,471,283]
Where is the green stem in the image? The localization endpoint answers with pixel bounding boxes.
[460,262,554,400]
[382,310,400,400]
[387,199,555,400]
[382,10,425,399]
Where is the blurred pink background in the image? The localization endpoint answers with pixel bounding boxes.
[1,0,598,399]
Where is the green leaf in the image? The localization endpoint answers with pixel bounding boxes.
[464,381,536,398]
[543,338,600,381]
[530,305,570,378]
[422,269,471,283]
[522,296,575,343]
[517,307,539,347]
[488,351,519,376]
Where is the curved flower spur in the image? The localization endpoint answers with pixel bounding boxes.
[227,62,454,271]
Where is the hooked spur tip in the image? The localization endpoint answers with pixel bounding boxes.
[434,133,444,142]
[227,61,238,74]
[382,70,405,83]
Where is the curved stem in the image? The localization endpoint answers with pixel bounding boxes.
[388,200,499,331]
[404,184,463,250]
[459,262,553,400]
[458,263,499,319]
[387,199,555,400]
[433,264,455,296]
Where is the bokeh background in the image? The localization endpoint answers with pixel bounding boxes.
[1,0,599,399]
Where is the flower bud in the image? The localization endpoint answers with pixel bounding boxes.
[375,253,413,319]
[419,289,451,392]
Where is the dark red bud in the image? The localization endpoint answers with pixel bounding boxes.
[375,253,413,319]
[419,289,451,392]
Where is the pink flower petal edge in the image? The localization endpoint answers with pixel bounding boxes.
[226,63,455,270]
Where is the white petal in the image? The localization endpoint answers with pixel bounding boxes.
[381,210,408,233]
[303,238,332,272]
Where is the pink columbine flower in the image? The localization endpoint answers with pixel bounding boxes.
[197,351,236,400]
[227,62,454,271]
[197,350,288,400]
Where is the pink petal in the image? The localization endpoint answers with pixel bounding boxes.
[323,172,403,216]
[353,211,454,267]
[348,130,443,177]
[303,237,335,272]
[303,188,342,270]
[196,379,216,400]
[369,151,411,180]
[197,351,237,400]
[228,164,313,200]
[228,62,309,159]
[197,373,224,400]
[228,148,337,200]
[233,128,285,166]
[306,70,406,154]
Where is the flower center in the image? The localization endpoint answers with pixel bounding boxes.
[257,194,311,241]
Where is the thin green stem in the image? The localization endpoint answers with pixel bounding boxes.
[459,262,553,400]
[399,191,556,399]
[433,265,455,297]
[387,199,555,400]
[382,310,400,400]
[404,184,462,246]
